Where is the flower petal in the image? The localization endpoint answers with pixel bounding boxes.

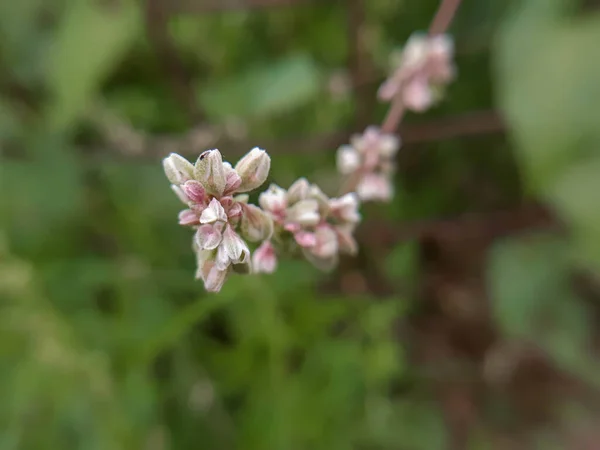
[179,209,199,226]
[200,198,228,224]
[195,224,223,250]
[252,241,277,274]
[163,153,194,184]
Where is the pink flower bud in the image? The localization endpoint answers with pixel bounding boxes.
[163,153,194,184]
[241,204,274,242]
[234,147,271,193]
[182,180,207,204]
[179,209,199,226]
[200,198,228,224]
[302,225,339,272]
[222,163,242,196]
[194,149,227,197]
[196,254,228,293]
[195,223,224,250]
[403,77,433,112]
[252,241,277,274]
[294,231,317,248]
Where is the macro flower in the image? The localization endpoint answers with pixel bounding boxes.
[163,148,273,292]
[259,178,361,272]
[335,126,399,202]
[378,32,455,112]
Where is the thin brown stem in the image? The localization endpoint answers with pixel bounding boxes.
[379,0,462,135]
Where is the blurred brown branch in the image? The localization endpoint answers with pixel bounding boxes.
[167,0,325,14]
[93,109,505,160]
[145,0,204,123]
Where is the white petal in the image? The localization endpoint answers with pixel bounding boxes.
[200,198,227,224]
[336,145,360,174]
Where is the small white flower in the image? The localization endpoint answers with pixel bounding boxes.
[259,184,287,213]
[336,145,361,174]
[329,193,361,224]
[356,173,393,201]
[286,199,320,227]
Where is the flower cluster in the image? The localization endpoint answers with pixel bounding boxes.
[256,178,361,273]
[163,148,273,292]
[336,126,400,202]
[378,32,455,112]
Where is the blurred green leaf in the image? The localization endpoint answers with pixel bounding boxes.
[47,0,140,129]
[198,53,322,119]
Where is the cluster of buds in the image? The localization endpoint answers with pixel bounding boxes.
[378,32,455,112]
[163,148,273,292]
[336,126,400,202]
[256,178,361,273]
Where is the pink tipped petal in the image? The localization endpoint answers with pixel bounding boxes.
[335,224,358,255]
[182,180,207,204]
[196,258,228,293]
[179,209,199,226]
[312,225,339,259]
[294,231,317,248]
[252,241,277,274]
[195,224,223,250]
[223,169,242,195]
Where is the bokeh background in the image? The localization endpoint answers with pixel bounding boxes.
[2,0,600,448]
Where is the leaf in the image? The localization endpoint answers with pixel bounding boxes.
[47,0,140,129]
[495,1,600,269]
[197,53,321,119]
[488,234,598,385]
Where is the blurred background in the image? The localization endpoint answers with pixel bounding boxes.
[2,0,600,448]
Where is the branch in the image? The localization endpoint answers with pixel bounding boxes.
[145,0,204,123]
[94,109,505,160]
[167,0,324,14]
[381,0,463,134]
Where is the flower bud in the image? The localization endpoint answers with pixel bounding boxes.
[241,204,274,242]
[163,153,194,185]
[287,199,320,227]
[329,193,360,224]
[234,194,249,204]
[200,198,228,224]
[286,178,310,204]
[258,184,287,213]
[294,231,317,248]
[252,241,277,274]
[302,225,339,272]
[196,256,228,293]
[403,77,433,112]
[179,209,199,226]
[308,184,330,217]
[182,180,207,204]
[356,174,393,201]
[336,145,360,175]
[195,223,224,250]
[194,149,227,196]
[234,147,271,193]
